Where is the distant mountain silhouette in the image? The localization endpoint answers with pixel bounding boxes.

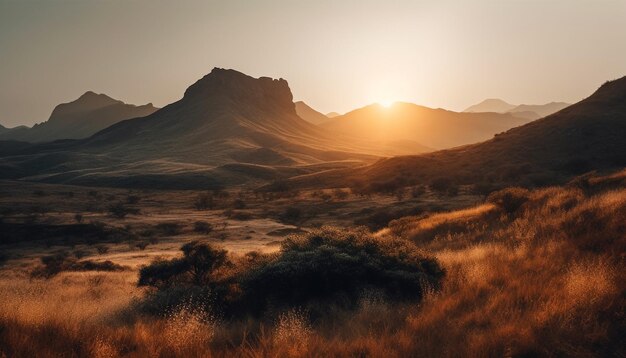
[465,99,571,120]
[326,112,341,118]
[508,102,570,118]
[289,77,626,189]
[0,92,157,142]
[321,102,532,149]
[464,99,516,113]
[294,101,330,125]
[0,68,405,188]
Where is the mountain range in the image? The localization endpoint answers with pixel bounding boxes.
[0,92,158,143]
[287,77,626,190]
[464,98,570,120]
[0,69,394,188]
[321,102,533,149]
[1,69,623,191]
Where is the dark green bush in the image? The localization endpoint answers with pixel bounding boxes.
[487,187,531,214]
[138,227,444,319]
[280,207,302,224]
[193,221,213,234]
[238,227,444,314]
[155,222,182,236]
[108,202,140,219]
[138,241,229,288]
[194,193,214,210]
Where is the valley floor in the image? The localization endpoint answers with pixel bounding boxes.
[0,173,624,357]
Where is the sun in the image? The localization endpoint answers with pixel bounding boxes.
[379,100,395,108]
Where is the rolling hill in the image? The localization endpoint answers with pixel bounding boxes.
[321,102,533,149]
[0,92,158,143]
[288,77,626,190]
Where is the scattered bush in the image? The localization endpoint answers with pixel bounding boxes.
[487,187,531,214]
[280,207,302,225]
[156,222,182,236]
[127,194,141,204]
[135,241,150,250]
[411,185,426,198]
[430,177,457,196]
[471,182,496,200]
[139,241,229,288]
[194,193,214,210]
[333,189,350,200]
[108,202,140,219]
[226,210,253,221]
[74,213,83,223]
[95,245,109,255]
[193,221,213,234]
[233,199,246,209]
[31,252,125,278]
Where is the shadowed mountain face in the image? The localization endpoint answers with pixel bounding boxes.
[288,77,626,189]
[321,102,532,149]
[294,101,329,125]
[0,92,157,143]
[0,69,393,188]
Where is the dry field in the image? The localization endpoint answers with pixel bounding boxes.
[0,171,624,357]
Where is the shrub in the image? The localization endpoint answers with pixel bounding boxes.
[135,241,150,250]
[226,210,253,221]
[411,185,426,198]
[471,182,496,200]
[127,194,141,204]
[74,213,83,223]
[238,227,444,315]
[280,207,302,224]
[96,245,109,255]
[333,189,350,200]
[138,241,229,288]
[487,187,531,214]
[233,199,246,209]
[156,222,182,236]
[430,177,456,196]
[31,252,125,278]
[138,228,444,318]
[194,221,213,234]
[194,193,214,210]
[108,202,140,219]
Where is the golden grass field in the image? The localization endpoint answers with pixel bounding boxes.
[0,171,624,357]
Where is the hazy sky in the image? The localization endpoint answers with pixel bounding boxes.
[1,0,625,127]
